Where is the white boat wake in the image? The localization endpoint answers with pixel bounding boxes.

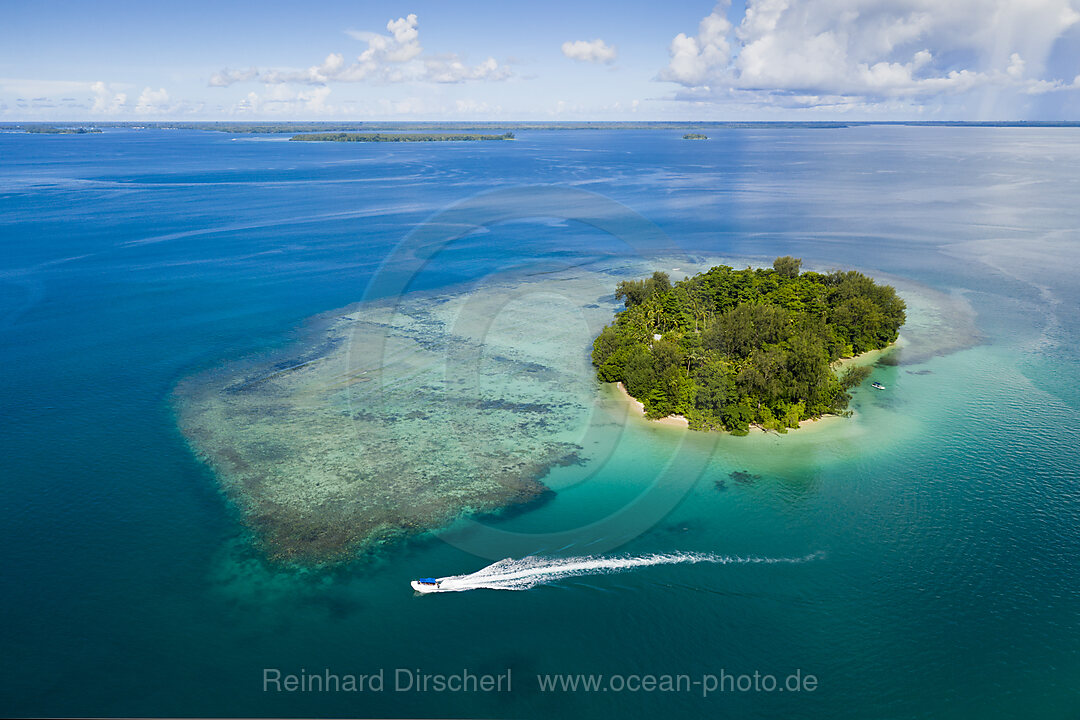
[412,551,823,593]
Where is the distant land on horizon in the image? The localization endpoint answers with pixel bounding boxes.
[289,131,515,142]
[5,120,1080,134]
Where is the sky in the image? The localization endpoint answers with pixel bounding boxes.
[3,0,1080,121]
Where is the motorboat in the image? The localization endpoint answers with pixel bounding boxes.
[411,578,444,593]
[871,381,886,390]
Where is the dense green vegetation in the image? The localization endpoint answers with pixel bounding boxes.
[592,257,905,434]
[683,133,708,140]
[289,132,515,142]
[25,126,101,134]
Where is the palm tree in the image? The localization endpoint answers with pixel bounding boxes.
[685,348,704,374]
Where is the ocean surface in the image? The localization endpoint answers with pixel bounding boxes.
[2,126,1079,718]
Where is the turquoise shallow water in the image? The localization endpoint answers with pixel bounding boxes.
[2,127,1079,718]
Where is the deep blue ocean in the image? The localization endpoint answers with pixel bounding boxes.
[2,127,1079,718]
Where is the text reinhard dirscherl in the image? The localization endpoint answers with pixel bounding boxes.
[263,668,512,694]
[262,668,819,697]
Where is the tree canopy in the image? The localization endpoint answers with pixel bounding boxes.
[773,255,802,277]
[592,258,905,433]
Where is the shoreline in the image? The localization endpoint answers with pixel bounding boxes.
[831,341,899,372]
[615,382,691,427]
[611,381,844,434]
[611,341,898,434]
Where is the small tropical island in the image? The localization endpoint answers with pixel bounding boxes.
[683,133,708,140]
[290,131,515,142]
[592,257,906,434]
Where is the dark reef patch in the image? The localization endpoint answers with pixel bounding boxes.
[730,470,763,485]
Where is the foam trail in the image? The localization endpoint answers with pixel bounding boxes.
[426,551,823,592]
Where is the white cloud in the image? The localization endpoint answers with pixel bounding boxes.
[90,81,127,114]
[424,55,510,83]
[658,0,1080,112]
[209,68,258,87]
[658,3,732,86]
[1007,52,1025,80]
[258,53,352,85]
[561,39,617,64]
[212,14,509,87]
[229,85,335,115]
[1022,74,1080,94]
[300,86,332,113]
[455,98,501,114]
[135,87,172,114]
[383,13,422,61]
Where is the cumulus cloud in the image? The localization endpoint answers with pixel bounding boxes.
[561,38,617,64]
[658,0,1080,111]
[1006,52,1025,80]
[258,53,352,85]
[424,55,510,83]
[229,85,334,115]
[384,14,423,61]
[657,6,731,85]
[345,13,423,62]
[211,14,510,87]
[1022,74,1080,94]
[135,87,172,114]
[90,81,127,114]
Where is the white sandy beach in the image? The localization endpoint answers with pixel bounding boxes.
[610,341,901,435]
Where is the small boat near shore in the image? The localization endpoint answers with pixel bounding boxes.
[871,381,886,390]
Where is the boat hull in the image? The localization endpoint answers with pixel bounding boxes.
[411,580,443,593]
